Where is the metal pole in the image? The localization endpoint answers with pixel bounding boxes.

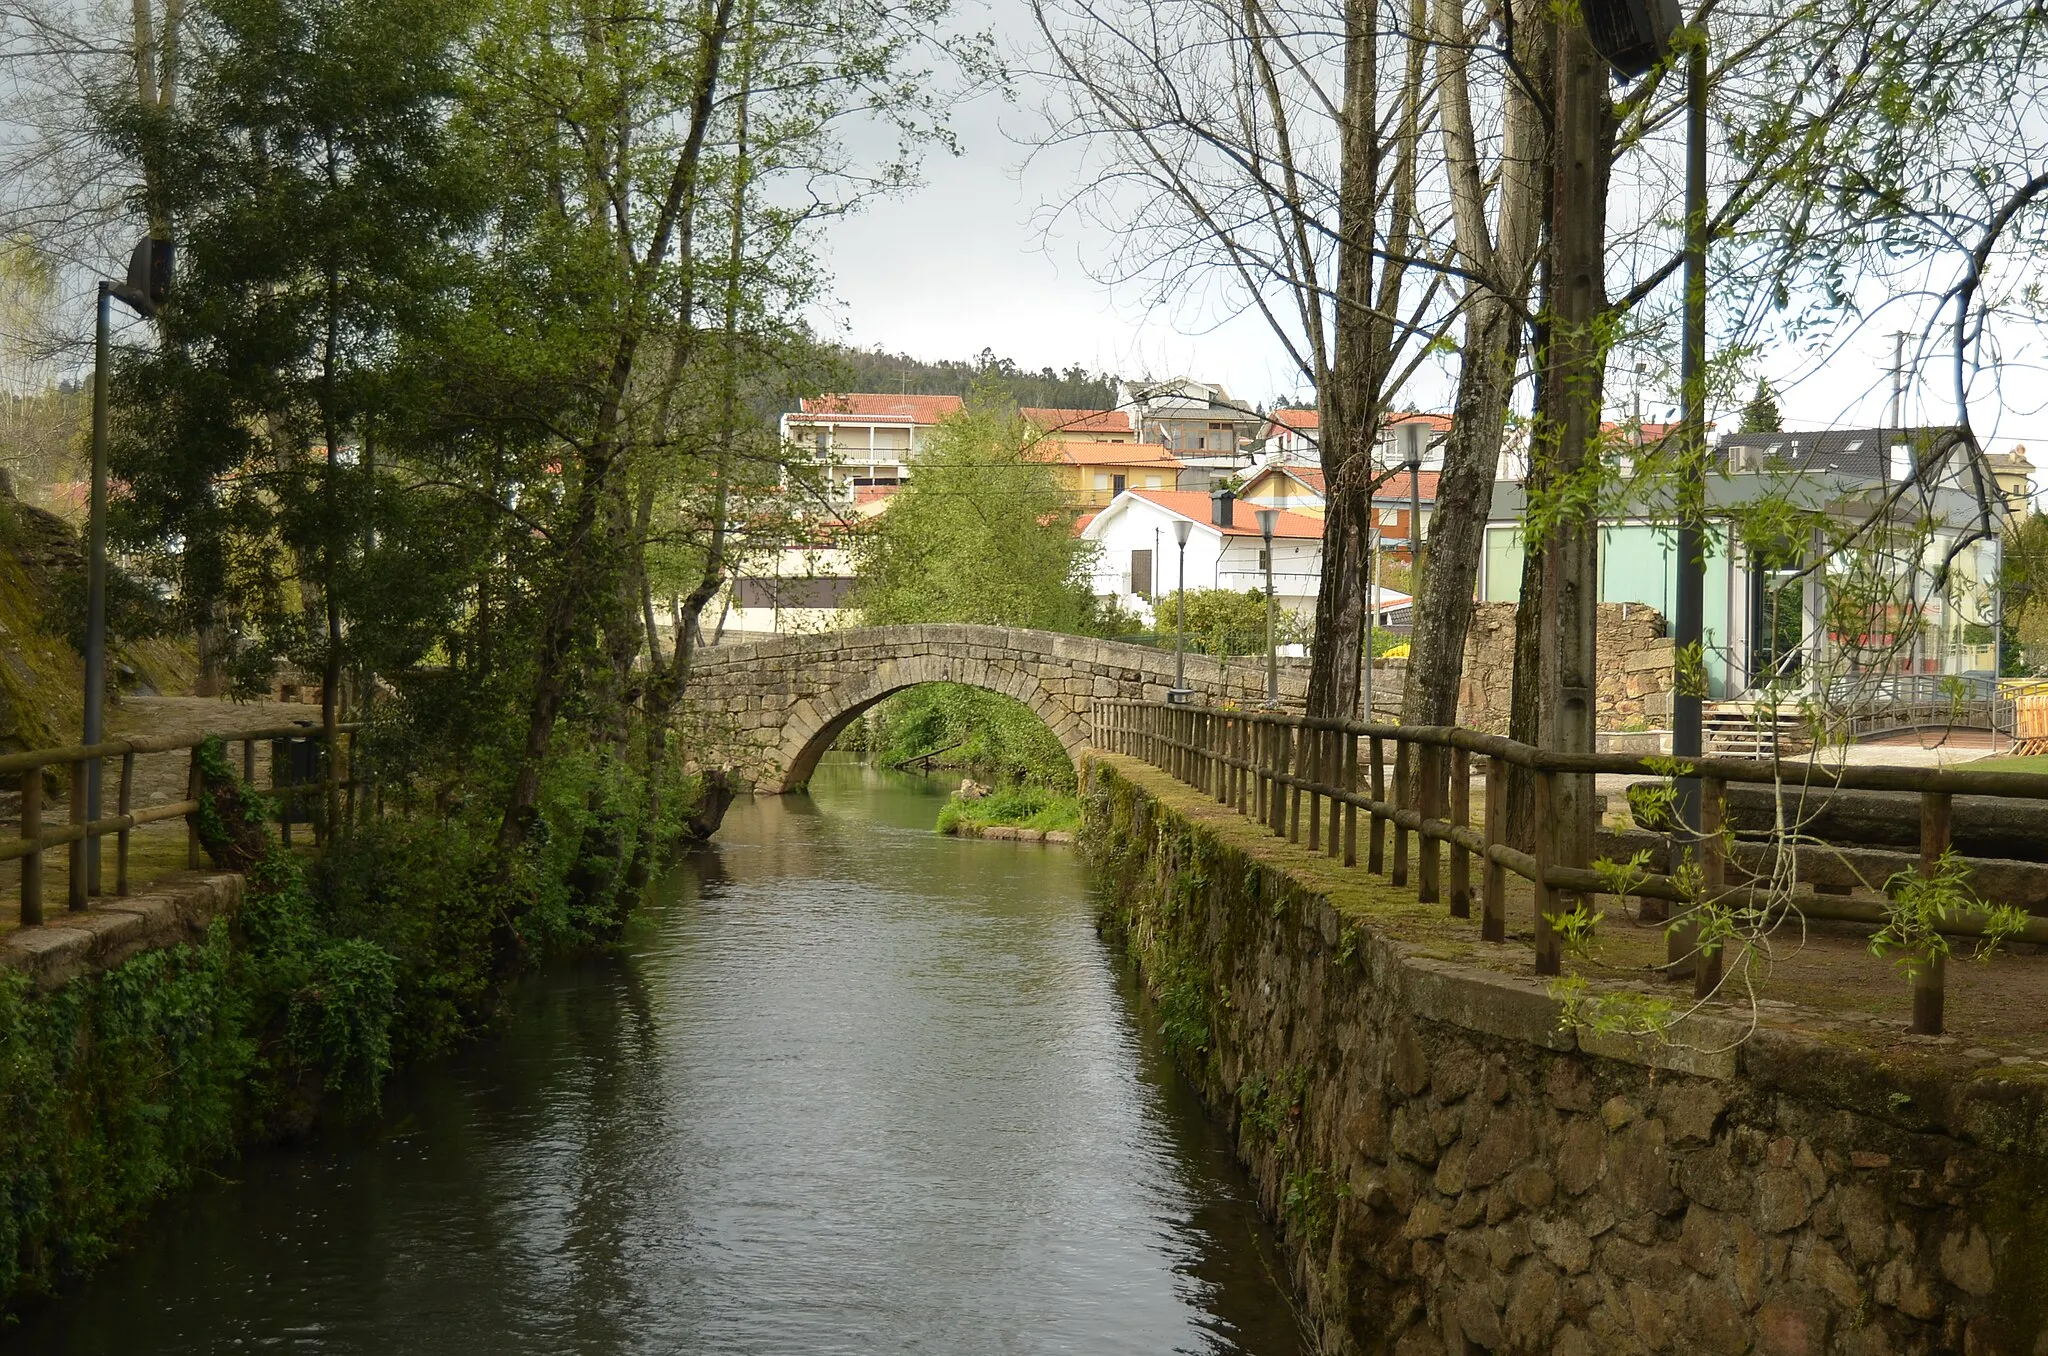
[83,281,111,896]
[1174,527,1189,693]
[1673,34,1708,850]
[1262,520,1278,707]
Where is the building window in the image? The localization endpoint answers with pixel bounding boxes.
[1257,549,1270,571]
[1131,549,1153,598]
[1112,473,1127,495]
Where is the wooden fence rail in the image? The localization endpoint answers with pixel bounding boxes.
[1092,700,2048,1037]
[7,723,359,931]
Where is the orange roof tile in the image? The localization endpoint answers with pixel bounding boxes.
[795,393,963,424]
[1124,489,1324,539]
[1021,406,1133,436]
[1050,440,1182,468]
[1387,410,1453,432]
[1267,408,1319,432]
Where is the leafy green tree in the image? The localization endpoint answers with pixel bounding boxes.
[1154,587,1304,657]
[1739,381,1782,434]
[850,393,1110,633]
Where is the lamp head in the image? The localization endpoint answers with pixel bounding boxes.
[110,237,173,319]
[1394,420,1429,470]
[1173,518,1192,547]
[1255,507,1279,541]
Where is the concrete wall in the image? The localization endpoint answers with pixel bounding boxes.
[1082,756,2048,1355]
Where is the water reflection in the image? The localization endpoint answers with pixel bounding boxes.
[11,756,1305,1355]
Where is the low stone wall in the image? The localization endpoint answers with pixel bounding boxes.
[2,871,243,990]
[1457,602,1674,734]
[1081,754,2048,1355]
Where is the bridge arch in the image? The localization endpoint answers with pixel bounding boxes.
[682,624,1309,794]
[770,651,1088,793]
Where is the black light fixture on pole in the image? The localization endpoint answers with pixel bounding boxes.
[1257,507,1279,707]
[1170,517,1193,702]
[82,237,172,900]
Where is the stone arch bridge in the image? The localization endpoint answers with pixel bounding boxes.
[682,624,1308,792]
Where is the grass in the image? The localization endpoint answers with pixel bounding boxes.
[935,784,1082,836]
[1964,754,2048,774]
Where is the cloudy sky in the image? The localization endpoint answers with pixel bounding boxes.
[807,4,2048,461]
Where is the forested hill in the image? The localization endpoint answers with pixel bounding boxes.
[823,346,1118,410]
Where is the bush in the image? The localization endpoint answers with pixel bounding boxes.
[936,784,1082,834]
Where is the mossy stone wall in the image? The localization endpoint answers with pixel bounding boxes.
[1081,755,2048,1355]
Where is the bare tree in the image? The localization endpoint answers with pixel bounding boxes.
[1032,0,1464,716]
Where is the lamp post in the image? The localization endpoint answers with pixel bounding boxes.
[1671,28,1709,967]
[83,238,171,896]
[1257,507,1279,707]
[1171,517,1192,701]
[1396,421,1428,579]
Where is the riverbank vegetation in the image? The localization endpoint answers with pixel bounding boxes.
[936,784,1082,836]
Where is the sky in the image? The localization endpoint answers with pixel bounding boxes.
[807,1,2048,464]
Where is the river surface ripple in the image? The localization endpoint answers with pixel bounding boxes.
[12,758,1307,1355]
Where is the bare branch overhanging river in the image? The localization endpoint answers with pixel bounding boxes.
[11,757,1308,1354]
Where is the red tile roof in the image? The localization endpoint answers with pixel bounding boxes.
[1267,407,1319,432]
[1387,411,1453,433]
[1021,406,1132,436]
[795,393,963,424]
[1123,489,1324,539]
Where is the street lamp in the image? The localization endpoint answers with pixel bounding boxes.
[1395,420,1429,579]
[1256,507,1279,707]
[1170,517,1193,702]
[83,237,172,897]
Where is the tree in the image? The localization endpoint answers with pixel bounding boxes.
[1032,0,1459,718]
[107,0,486,827]
[1739,380,1781,434]
[850,394,1108,633]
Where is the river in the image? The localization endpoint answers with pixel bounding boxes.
[12,757,1306,1354]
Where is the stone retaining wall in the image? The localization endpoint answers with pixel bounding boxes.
[1458,602,1674,733]
[2,871,242,990]
[1082,755,2048,1355]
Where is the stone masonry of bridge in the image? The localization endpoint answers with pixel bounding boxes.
[682,624,1311,792]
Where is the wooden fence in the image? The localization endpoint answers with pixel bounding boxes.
[1092,699,2048,1037]
[5,723,356,930]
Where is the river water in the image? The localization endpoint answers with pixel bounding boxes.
[13,758,1305,1355]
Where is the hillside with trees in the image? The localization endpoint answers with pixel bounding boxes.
[824,345,1117,409]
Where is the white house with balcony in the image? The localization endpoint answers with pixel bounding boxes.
[779,393,964,502]
[1080,487,1325,624]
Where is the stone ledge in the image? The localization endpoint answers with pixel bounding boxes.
[1,871,243,991]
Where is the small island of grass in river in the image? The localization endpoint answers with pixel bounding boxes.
[936,784,1083,841]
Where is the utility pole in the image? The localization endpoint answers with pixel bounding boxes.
[1534,18,1617,977]
[1670,31,1709,975]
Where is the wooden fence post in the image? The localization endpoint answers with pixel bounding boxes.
[1693,776,1727,1000]
[1913,790,1952,1035]
[187,747,203,868]
[1368,737,1386,873]
[1306,726,1323,854]
[1417,744,1441,904]
[1325,728,1341,859]
[19,767,41,927]
[1448,746,1470,918]
[1533,768,1560,975]
[1342,733,1358,867]
[116,749,134,896]
[1391,743,1410,888]
[1482,754,1506,943]
[1287,723,1304,844]
[68,758,87,912]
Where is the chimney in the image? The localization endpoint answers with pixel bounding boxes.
[1210,487,1235,528]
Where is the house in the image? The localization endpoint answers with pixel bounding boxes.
[1236,461,1439,561]
[1114,378,1266,488]
[1035,439,1183,507]
[1080,488,1324,624]
[779,393,964,501]
[719,533,863,640]
[1477,426,2009,698]
[1987,445,2034,514]
[1263,408,1320,461]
